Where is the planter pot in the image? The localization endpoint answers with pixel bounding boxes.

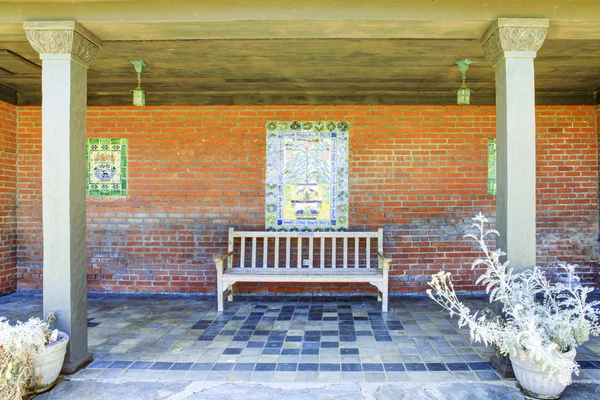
[29,332,69,394]
[291,183,322,219]
[510,348,576,399]
[291,199,323,218]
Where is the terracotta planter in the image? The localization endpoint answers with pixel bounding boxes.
[510,348,576,399]
[29,332,69,393]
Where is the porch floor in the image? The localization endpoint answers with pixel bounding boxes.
[1,293,600,393]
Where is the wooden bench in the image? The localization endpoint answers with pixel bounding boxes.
[213,228,392,312]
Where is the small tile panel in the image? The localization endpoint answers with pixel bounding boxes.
[86,138,128,196]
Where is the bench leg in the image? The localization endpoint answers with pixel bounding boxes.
[217,282,224,312]
[381,283,388,313]
[227,285,234,301]
[377,291,382,302]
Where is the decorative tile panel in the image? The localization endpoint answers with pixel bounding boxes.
[266,121,349,231]
[86,138,128,196]
[488,138,496,195]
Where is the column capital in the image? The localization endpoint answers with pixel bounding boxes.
[23,21,102,67]
[481,18,549,65]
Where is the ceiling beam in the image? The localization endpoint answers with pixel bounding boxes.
[17,90,595,107]
[1,20,600,42]
[3,0,600,22]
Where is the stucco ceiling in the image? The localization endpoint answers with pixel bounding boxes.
[0,0,599,106]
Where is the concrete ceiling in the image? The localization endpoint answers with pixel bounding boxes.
[0,0,599,106]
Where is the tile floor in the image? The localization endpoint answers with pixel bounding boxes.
[2,293,600,383]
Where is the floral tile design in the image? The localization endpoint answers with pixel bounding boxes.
[265,121,349,231]
[86,138,128,196]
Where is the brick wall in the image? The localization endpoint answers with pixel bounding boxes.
[14,105,599,294]
[536,106,599,284]
[0,101,17,294]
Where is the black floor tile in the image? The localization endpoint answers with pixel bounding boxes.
[150,362,174,370]
[319,363,341,371]
[212,363,234,371]
[298,363,319,371]
[426,363,448,371]
[342,363,362,372]
[384,363,405,371]
[446,363,470,371]
[255,363,277,371]
[362,363,384,372]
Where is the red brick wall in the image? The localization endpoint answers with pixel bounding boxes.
[536,106,599,284]
[14,105,599,294]
[0,101,17,294]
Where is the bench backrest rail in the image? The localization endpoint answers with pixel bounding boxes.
[226,228,384,270]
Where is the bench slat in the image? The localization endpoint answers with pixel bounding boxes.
[343,237,348,268]
[263,237,268,268]
[240,238,245,268]
[228,227,234,270]
[377,228,383,269]
[320,237,325,268]
[366,238,371,269]
[234,231,378,238]
[225,268,382,276]
[297,237,302,269]
[332,237,336,268]
[309,237,314,268]
[275,237,280,268]
[286,237,291,268]
[252,237,257,268]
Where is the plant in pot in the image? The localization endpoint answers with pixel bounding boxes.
[0,313,69,399]
[427,213,600,399]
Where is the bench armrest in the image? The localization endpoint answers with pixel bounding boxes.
[378,252,392,273]
[377,252,392,263]
[213,251,234,263]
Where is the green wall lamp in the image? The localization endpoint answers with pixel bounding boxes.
[129,60,147,106]
[455,59,473,105]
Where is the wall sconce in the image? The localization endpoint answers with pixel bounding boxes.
[454,59,473,105]
[129,60,147,106]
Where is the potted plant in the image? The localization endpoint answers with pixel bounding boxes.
[0,313,69,399]
[427,213,600,399]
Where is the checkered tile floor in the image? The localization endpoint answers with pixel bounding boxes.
[2,293,600,383]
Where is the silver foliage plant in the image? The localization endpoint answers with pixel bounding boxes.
[427,213,600,385]
[0,314,58,399]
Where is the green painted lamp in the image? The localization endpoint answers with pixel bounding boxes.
[455,59,473,105]
[129,60,147,106]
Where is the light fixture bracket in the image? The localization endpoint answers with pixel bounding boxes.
[454,59,473,105]
[129,60,147,106]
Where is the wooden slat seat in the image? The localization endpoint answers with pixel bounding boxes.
[225,268,384,282]
[214,228,392,312]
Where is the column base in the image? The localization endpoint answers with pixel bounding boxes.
[61,353,93,374]
[490,353,515,378]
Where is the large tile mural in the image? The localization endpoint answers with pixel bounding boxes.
[86,138,128,196]
[265,121,349,231]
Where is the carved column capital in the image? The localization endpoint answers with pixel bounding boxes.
[481,18,549,65]
[23,21,102,67]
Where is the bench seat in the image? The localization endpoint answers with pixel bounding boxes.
[214,228,391,312]
[224,267,383,281]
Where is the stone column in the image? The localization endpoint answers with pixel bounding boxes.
[24,21,102,373]
[481,18,549,272]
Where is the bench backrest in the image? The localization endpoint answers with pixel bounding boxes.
[226,229,384,270]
